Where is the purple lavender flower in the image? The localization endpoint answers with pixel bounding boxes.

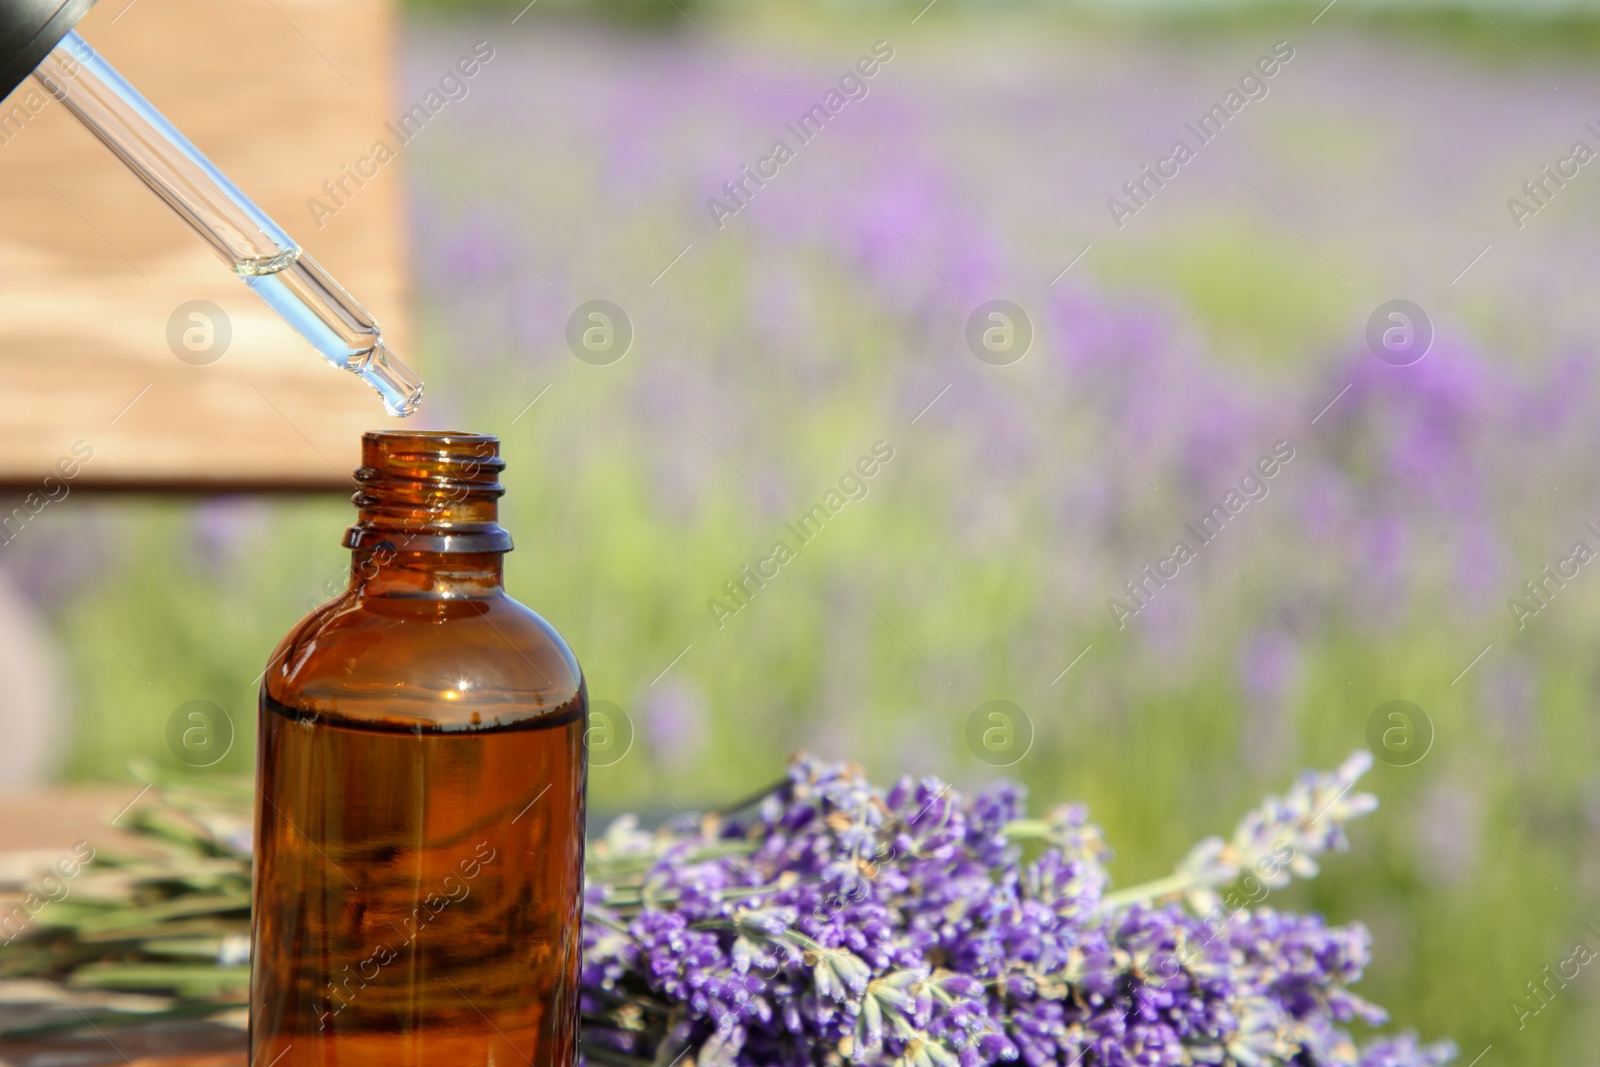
[581,753,1449,1067]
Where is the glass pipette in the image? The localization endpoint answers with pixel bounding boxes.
[30,31,423,416]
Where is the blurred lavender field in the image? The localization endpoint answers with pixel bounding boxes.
[398,12,1600,1060]
[24,6,1600,1063]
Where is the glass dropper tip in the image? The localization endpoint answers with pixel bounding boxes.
[358,341,425,417]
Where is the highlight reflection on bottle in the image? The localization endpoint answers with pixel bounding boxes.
[251,431,587,1067]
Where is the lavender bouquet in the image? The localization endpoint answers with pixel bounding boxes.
[581,753,1454,1067]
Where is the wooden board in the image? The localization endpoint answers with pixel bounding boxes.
[0,0,412,490]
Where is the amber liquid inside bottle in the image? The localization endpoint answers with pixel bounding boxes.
[252,432,586,1067]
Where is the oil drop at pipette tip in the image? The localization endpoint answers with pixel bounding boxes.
[360,339,425,418]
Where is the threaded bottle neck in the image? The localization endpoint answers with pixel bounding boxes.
[343,431,512,554]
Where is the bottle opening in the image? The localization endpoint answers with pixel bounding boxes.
[343,431,512,553]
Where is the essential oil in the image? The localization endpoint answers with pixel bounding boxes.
[252,431,586,1067]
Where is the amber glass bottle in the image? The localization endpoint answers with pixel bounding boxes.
[252,431,586,1067]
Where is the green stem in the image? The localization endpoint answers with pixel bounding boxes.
[1097,872,1197,912]
[0,1000,246,1040]
[579,1040,660,1067]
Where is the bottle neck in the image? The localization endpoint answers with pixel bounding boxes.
[342,431,512,599]
[350,547,505,598]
